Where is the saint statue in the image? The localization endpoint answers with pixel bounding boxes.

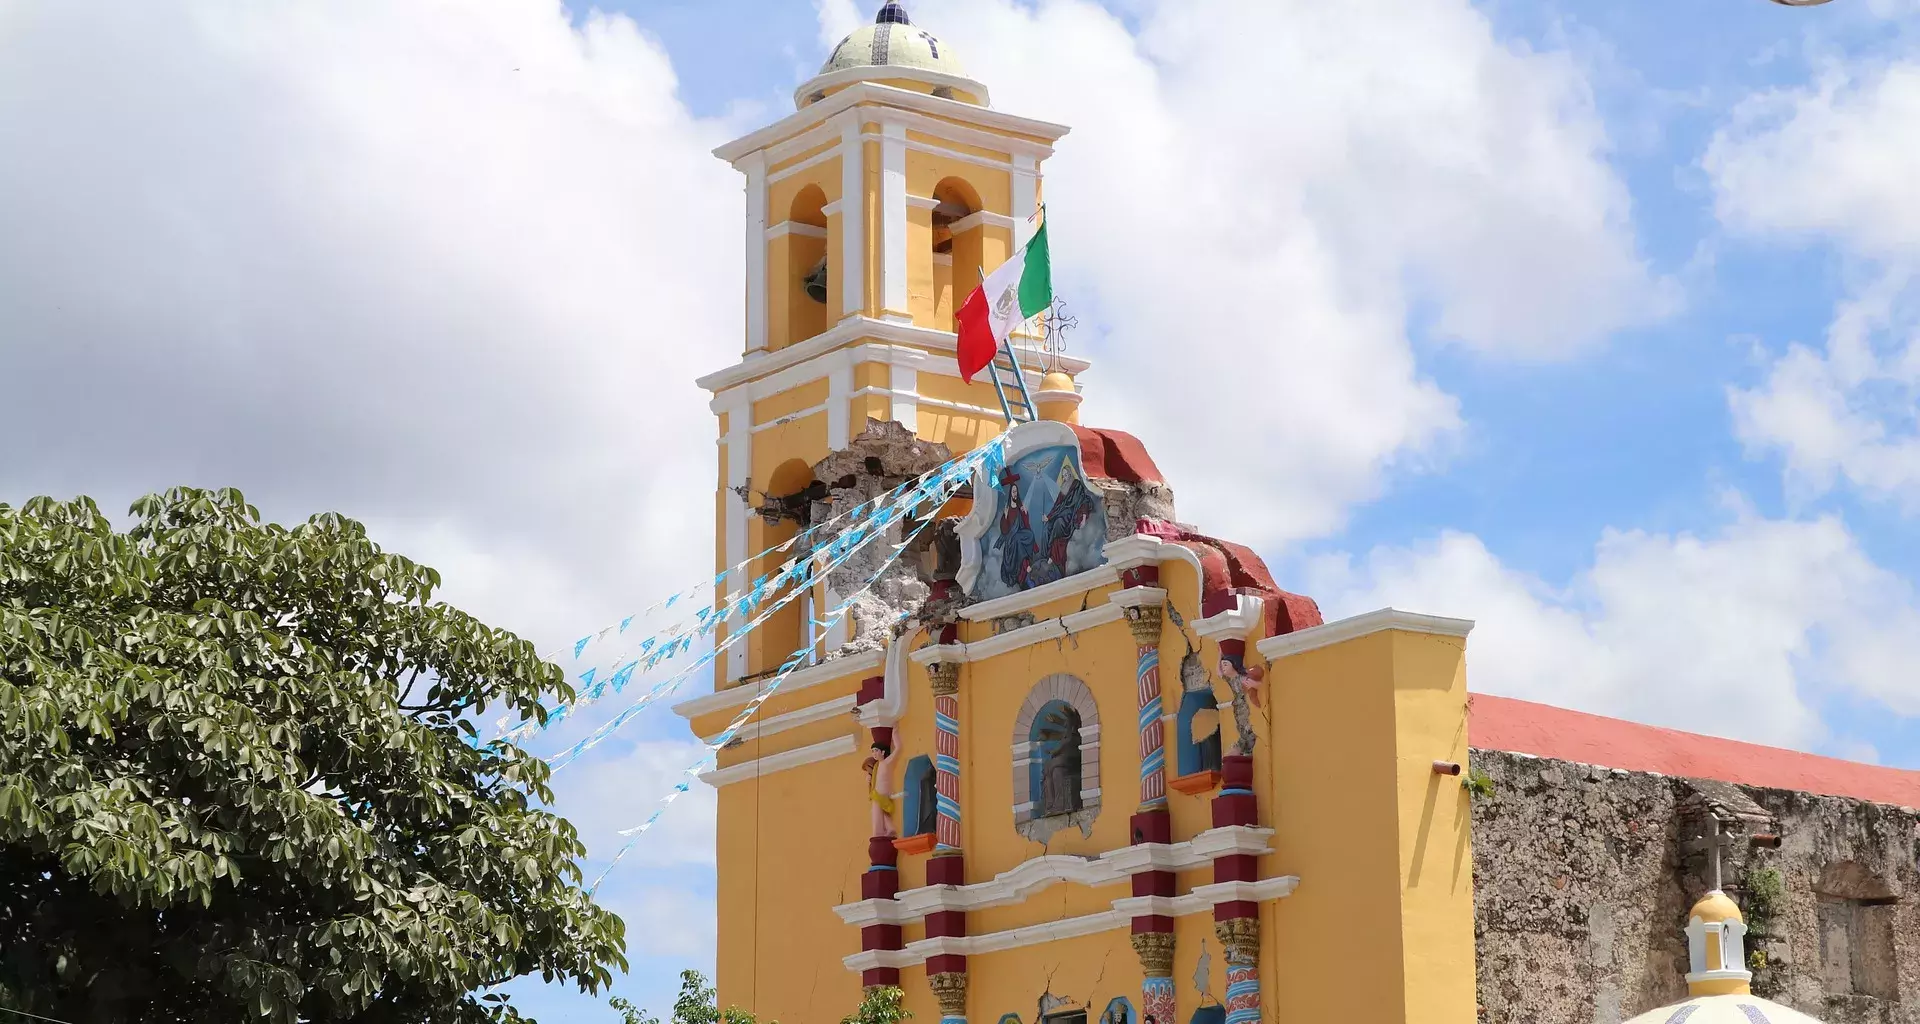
[862,739,900,838]
[1034,705,1083,817]
[1217,654,1259,757]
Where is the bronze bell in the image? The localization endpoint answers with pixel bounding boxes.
[803,258,829,304]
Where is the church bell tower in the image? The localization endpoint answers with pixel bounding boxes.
[703,1,1077,688]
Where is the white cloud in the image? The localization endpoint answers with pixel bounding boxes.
[1305,507,1920,752]
[1708,56,1920,510]
[820,0,1670,549]
[0,0,743,653]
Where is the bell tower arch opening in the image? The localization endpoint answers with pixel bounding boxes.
[929,176,984,332]
[770,184,830,352]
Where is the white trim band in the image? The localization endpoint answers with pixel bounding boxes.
[701,734,856,788]
[1255,607,1474,662]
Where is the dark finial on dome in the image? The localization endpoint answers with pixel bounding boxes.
[876,2,912,26]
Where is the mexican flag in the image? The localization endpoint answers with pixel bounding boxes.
[955,218,1052,383]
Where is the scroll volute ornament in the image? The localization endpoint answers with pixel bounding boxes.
[1130,931,1176,977]
[930,971,969,1017]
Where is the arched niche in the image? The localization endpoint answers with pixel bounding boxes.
[749,457,819,675]
[901,754,937,838]
[770,184,830,350]
[1011,673,1101,843]
[930,176,983,332]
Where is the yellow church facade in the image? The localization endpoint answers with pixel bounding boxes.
[675,6,1479,1023]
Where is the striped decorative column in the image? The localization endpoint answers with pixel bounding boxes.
[1131,933,1176,1024]
[1125,599,1168,808]
[1212,755,1262,1024]
[925,651,968,1024]
[1118,578,1177,1022]
[931,659,962,851]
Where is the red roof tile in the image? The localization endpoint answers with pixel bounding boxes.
[1469,693,1920,809]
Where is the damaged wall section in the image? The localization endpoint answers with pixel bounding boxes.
[1471,747,1920,1024]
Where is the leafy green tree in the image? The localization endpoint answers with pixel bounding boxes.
[615,971,766,1024]
[840,985,910,1024]
[0,489,624,1023]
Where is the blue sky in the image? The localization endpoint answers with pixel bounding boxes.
[6,0,1920,1021]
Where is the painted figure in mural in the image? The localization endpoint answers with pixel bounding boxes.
[862,738,900,838]
[994,468,1042,590]
[1034,704,1083,817]
[1217,653,1258,757]
[1041,460,1099,579]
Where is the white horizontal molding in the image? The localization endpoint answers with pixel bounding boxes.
[920,603,1124,665]
[701,694,855,746]
[906,194,941,210]
[849,385,1000,420]
[699,316,1087,397]
[766,221,829,240]
[672,649,884,720]
[1256,607,1475,662]
[1103,534,1209,589]
[962,565,1121,621]
[876,106,1060,162]
[715,81,1067,167]
[949,210,1018,234]
[841,868,1297,970]
[1108,586,1167,611]
[833,826,1275,926]
[700,734,855,788]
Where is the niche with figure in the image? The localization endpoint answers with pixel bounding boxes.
[1011,674,1102,843]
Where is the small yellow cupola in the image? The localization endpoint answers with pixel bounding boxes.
[1618,825,1832,1024]
[1683,890,1753,997]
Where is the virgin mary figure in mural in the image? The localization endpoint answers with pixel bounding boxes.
[994,468,1041,590]
[1040,460,1099,581]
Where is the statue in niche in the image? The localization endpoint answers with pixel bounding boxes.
[862,738,900,838]
[1216,652,1260,757]
[1033,703,1084,818]
[1180,645,1223,771]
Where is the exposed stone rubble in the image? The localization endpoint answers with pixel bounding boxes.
[1472,747,1920,1024]
[804,419,955,658]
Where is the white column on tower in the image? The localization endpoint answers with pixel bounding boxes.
[838,112,865,320]
[742,151,769,354]
[880,120,910,323]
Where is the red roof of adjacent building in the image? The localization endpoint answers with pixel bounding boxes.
[1469,693,1920,809]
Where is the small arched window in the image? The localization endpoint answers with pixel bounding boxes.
[1174,648,1222,782]
[902,755,937,838]
[1012,674,1101,843]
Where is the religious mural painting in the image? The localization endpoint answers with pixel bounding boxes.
[957,421,1107,602]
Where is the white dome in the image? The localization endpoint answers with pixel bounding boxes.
[796,3,989,108]
[1623,995,1826,1024]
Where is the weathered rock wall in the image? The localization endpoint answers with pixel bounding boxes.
[1471,747,1920,1024]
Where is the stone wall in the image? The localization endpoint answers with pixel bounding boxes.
[1471,747,1920,1024]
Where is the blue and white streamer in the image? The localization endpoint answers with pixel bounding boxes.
[582,437,1007,893]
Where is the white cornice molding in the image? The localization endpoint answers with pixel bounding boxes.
[700,734,855,788]
[1103,534,1207,585]
[1107,586,1167,611]
[1255,607,1475,662]
[1193,594,1265,642]
[840,868,1297,970]
[949,210,1018,233]
[671,649,884,720]
[715,82,1068,167]
[766,221,829,240]
[697,316,1088,396]
[701,694,855,746]
[914,604,1123,666]
[961,565,1120,622]
[834,825,1275,927]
